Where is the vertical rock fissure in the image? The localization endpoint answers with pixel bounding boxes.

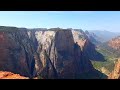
[44,50,58,79]
[13,31,35,78]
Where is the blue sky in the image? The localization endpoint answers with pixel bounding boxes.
[0,11,120,32]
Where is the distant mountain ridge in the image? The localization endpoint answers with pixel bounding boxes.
[84,30,101,45]
[88,30,120,43]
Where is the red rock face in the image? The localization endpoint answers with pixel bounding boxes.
[0,32,9,57]
[108,36,120,50]
[0,32,16,71]
[0,27,104,79]
[108,59,120,79]
[0,31,37,78]
[0,71,28,79]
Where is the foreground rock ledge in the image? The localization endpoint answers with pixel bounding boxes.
[0,71,29,79]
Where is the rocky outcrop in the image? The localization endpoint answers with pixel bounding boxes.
[0,26,105,79]
[108,36,120,79]
[72,30,105,61]
[0,71,28,79]
[108,59,120,79]
[108,36,120,50]
[72,29,87,49]
[0,27,38,78]
[34,30,95,79]
[104,36,120,57]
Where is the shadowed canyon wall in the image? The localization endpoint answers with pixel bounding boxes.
[0,27,106,79]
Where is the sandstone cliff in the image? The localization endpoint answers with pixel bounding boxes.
[0,26,105,79]
[72,29,105,61]
[34,30,96,79]
[0,27,38,78]
[108,36,120,51]
[108,59,120,79]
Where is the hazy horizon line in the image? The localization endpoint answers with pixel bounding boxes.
[0,25,120,33]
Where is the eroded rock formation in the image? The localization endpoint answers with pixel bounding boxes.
[108,59,120,79]
[0,26,105,79]
[108,36,120,51]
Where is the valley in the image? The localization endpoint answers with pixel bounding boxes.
[0,26,120,79]
[87,31,120,77]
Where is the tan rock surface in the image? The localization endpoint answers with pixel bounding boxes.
[0,71,29,79]
[108,59,120,79]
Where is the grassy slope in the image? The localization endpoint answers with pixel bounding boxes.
[91,45,118,74]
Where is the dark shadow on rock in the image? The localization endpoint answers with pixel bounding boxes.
[89,50,106,62]
[73,42,107,79]
[78,69,108,79]
[83,41,106,62]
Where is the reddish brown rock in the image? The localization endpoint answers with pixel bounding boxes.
[108,59,120,79]
[0,27,105,79]
[0,71,28,79]
[108,36,120,50]
[0,29,37,78]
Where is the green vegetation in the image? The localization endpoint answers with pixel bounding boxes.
[99,42,120,57]
[37,75,43,79]
[77,70,107,79]
[91,45,118,74]
[91,60,115,72]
